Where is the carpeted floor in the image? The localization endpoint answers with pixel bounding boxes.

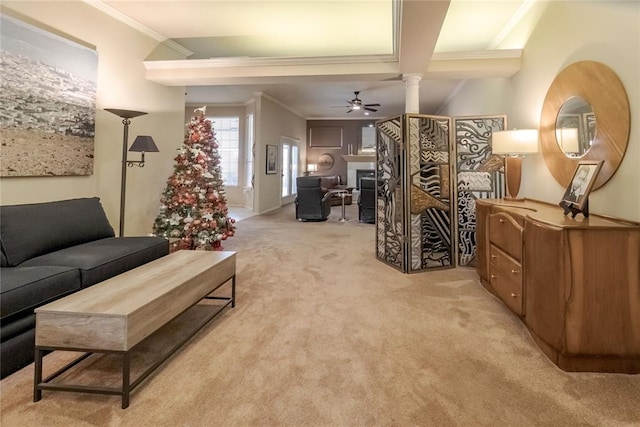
[1,203,639,426]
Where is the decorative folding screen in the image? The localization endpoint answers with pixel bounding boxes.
[376,114,454,273]
[453,116,506,266]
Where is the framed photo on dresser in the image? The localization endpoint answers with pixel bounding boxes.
[560,160,603,214]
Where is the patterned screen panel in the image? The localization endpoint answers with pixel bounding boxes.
[376,116,404,270]
[454,116,506,267]
[406,115,453,272]
[376,115,454,273]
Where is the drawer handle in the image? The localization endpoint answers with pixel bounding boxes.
[490,254,497,259]
[511,269,520,274]
[510,293,518,298]
[499,218,505,223]
[491,275,497,279]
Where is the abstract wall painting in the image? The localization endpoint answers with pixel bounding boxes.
[0,14,98,177]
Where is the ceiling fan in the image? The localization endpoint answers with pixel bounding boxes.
[346,91,380,114]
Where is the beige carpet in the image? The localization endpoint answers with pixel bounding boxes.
[1,203,639,426]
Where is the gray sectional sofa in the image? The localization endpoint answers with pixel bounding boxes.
[0,197,169,378]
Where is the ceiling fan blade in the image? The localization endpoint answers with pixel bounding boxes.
[364,103,381,107]
[346,109,353,113]
[364,107,378,112]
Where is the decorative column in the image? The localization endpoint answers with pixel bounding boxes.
[403,73,422,114]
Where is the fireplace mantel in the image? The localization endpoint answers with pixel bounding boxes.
[341,154,375,162]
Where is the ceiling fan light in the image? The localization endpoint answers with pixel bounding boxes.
[353,104,361,110]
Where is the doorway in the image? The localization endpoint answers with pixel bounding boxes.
[281,136,299,204]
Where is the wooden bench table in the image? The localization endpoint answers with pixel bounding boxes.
[33,250,236,408]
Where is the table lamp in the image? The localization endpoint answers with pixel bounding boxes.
[491,129,539,200]
[304,163,318,176]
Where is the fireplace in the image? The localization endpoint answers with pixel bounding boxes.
[356,169,375,189]
[343,155,375,187]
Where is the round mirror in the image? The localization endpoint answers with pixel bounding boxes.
[540,61,630,190]
[555,96,595,157]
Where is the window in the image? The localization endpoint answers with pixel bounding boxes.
[209,117,239,186]
[245,114,254,188]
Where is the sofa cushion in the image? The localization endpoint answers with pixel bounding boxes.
[1,328,36,379]
[0,266,82,321]
[319,175,341,189]
[0,198,115,267]
[0,313,35,342]
[21,237,169,288]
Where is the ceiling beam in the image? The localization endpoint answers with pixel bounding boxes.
[398,0,450,74]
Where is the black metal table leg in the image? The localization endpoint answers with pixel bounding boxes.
[231,275,236,308]
[122,352,131,409]
[34,347,43,402]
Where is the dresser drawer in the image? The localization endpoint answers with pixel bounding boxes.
[489,264,524,316]
[489,244,522,286]
[488,212,523,261]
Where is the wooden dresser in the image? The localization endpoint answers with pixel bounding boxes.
[476,198,640,373]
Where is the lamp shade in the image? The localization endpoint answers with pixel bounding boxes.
[307,163,318,172]
[492,129,539,154]
[129,135,159,153]
[105,108,147,119]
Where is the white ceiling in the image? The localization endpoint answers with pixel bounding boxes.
[90,0,545,119]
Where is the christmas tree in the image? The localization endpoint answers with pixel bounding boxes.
[152,107,235,250]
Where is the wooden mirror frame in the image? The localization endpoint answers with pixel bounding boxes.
[540,61,630,190]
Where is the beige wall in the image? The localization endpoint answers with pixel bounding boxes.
[440,1,640,221]
[0,1,186,236]
[255,95,307,214]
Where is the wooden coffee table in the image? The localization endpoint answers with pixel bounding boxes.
[33,250,236,408]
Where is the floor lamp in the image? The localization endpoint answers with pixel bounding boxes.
[105,108,159,237]
[491,129,539,200]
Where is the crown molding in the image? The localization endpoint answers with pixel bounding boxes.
[143,53,398,70]
[432,49,522,62]
[83,0,193,57]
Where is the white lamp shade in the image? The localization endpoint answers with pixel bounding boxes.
[555,127,580,153]
[492,129,539,154]
[307,163,318,172]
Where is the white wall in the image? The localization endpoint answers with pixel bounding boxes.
[440,1,640,221]
[255,95,307,214]
[0,1,186,235]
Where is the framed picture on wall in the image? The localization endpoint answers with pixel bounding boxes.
[309,127,343,149]
[360,125,376,153]
[0,13,98,177]
[266,144,278,175]
[560,160,602,212]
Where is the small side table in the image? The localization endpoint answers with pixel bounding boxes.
[334,189,349,222]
